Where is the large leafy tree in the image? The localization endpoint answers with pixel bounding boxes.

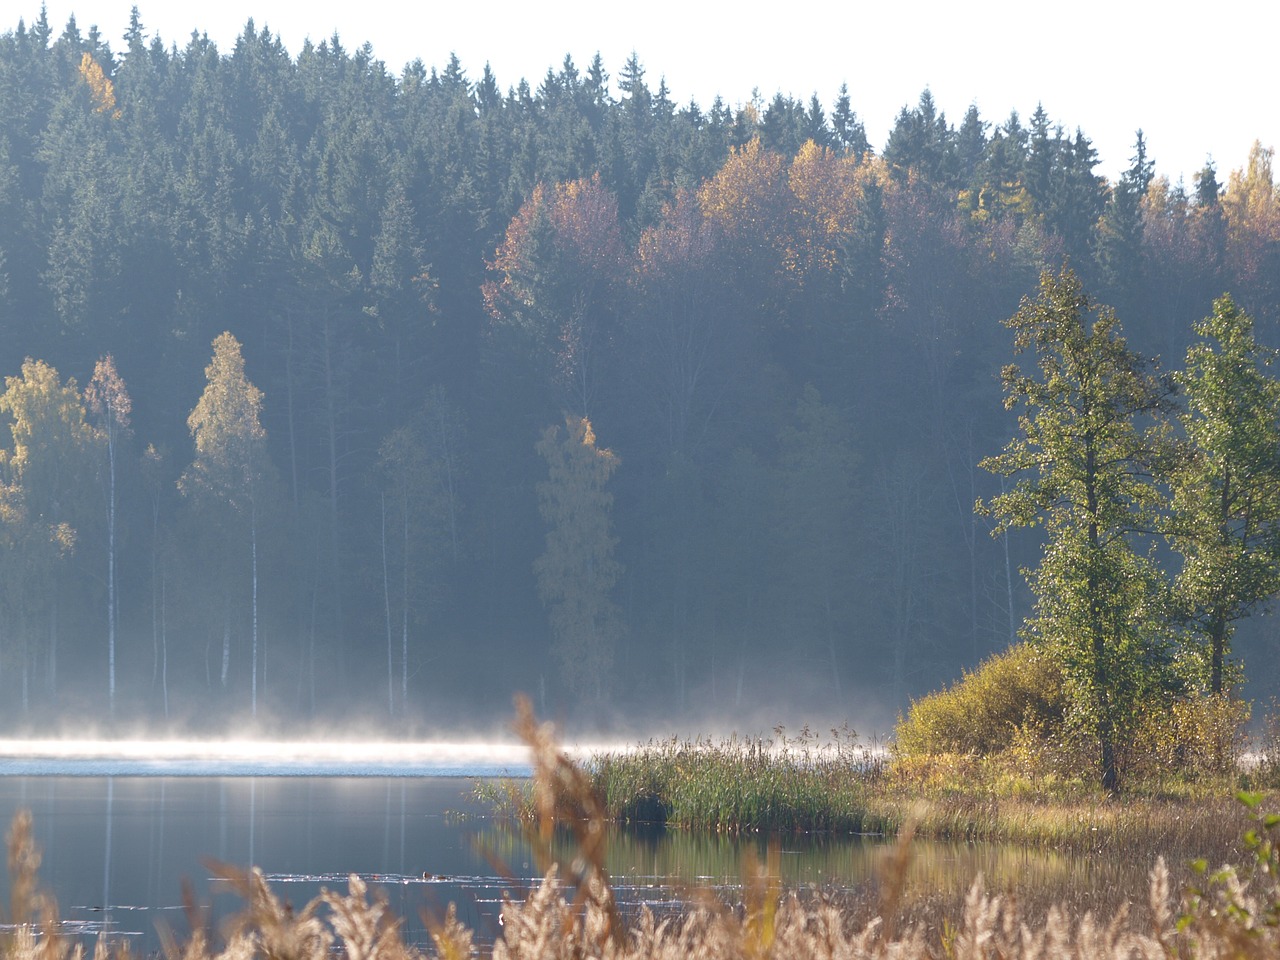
[1169,295,1280,694]
[980,270,1174,794]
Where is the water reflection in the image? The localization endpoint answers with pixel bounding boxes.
[0,776,1188,953]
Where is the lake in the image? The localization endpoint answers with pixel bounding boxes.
[0,750,1185,953]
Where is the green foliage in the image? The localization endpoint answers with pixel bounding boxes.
[1169,295,1280,694]
[1180,791,1280,951]
[980,269,1176,793]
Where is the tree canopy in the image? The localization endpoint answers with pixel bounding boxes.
[0,12,1277,732]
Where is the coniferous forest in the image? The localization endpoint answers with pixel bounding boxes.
[1,9,1278,734]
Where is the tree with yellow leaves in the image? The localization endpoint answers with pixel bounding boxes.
[0,359,98,710]
[78,52,120,119]
[1222,141,1280,299]
[181,333,276,716]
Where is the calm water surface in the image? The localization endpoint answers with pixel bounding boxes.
[0,774,1182,953]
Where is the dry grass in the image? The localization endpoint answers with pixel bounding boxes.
[3,700,1279,960]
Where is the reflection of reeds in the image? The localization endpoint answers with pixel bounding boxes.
[3,708,1278,959]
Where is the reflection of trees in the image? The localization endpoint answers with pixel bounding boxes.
[474,819,1179,927]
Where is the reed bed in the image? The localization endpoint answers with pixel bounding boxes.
[587,726,881,833]
[579,731,1259,864]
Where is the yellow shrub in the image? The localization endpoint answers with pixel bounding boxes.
[1123,694,1250,783]
[893,642,1066,759]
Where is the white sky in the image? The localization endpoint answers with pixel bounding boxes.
[19,0,1279,186]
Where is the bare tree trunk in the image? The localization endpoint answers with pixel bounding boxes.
[107,432,117,715]
[251,510,259,718]
[381,493,393,715]
[221,602,230,688]
[401,493,409,710]
[160,574,168,719]
[322,318,345,642]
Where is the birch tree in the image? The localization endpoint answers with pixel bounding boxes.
[85,354,131,715]
[0,359,97,705]
[180,333,274,716]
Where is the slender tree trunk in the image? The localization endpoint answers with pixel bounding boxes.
[251,510,259,718]
[107,430,117,715]
[322,318,345,643]
[284,314,300,512]
[401,493,409,710]
[1000,476,1017,644]
[1085,438,1120,796]
[1210,612,1227,695]
[48,599,57,699]
[381,493,393,715]
[160,574,168,719]
[151,506,159,692]
[221,601,230,688]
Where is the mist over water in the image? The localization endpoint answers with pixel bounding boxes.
[0,739,541,777]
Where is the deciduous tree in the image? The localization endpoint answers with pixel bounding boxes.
[1169,296,1280,694]
[180,332,275,715]
[85,354,130,713]
[0,358,97,704]
[980,270,1174,794]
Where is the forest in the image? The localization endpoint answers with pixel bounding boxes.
[0,8,1278,734]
